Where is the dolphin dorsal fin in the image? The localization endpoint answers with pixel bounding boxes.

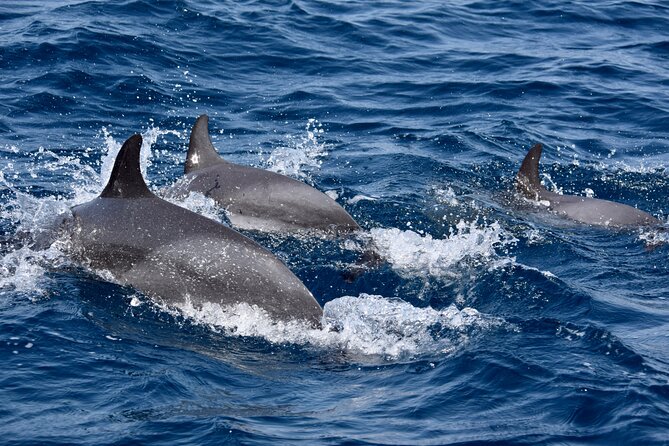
[100,134,155,199]
[516,143,548,198]
[185,114,225,174]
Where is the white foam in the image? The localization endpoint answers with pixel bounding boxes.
[637,225,669,247]
[513,261,558,280]
[169,293,507,360]
[347,194,376,205]
[260,118,327,180]
[0,243,69,297]
[324,189,339,200]
[367,221,515,278]
[321,294,504,358]
[6,190,71,237]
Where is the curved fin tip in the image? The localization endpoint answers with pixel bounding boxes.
[185,114,223,174]
[100,134,154,199]
[516,143,545,197]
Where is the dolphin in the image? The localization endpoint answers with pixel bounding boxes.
[516,143,660,228]
[66,134,323,326]
[167,115,360,234]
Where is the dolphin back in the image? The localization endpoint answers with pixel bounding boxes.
[185,114,225,174]
[516,144,547,199]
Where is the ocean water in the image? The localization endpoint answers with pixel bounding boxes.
[2,0,669,444]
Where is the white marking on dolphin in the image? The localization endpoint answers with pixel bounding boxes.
[516,144,660,228]
[168,115,360,235]
[67,134,323,326]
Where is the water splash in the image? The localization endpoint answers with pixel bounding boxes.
[0,243,70,297]
[367,221,515,279]
[321,294,507,358]
[433,186,460,206]
[637,224,669,247]
[99,126,182,190]
[261,118,328,180]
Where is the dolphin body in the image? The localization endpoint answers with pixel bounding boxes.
[167,115,360,234]
[516,144,660,228]
[67,134,323,326]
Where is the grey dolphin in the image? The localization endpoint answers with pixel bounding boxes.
[67,134,323,326]
[516,144,660,228]
[168,115,360,234]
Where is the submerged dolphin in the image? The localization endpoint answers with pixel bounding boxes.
[516,144,660,228]
[168,115,360,234]
[66,134,323,326]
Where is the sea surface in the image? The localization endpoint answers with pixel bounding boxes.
[1,1,669,444]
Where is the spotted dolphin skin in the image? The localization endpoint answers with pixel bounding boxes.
[169,115,360,234]
[516,143,660,228]
[68,134,323,326]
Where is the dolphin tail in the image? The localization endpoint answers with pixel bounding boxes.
[185,114,225,174]
[516,143,547,198]
[100,134,155,199]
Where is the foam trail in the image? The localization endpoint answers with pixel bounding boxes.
[164,293,507,360]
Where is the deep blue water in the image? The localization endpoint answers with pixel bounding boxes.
[2,1,669,444]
